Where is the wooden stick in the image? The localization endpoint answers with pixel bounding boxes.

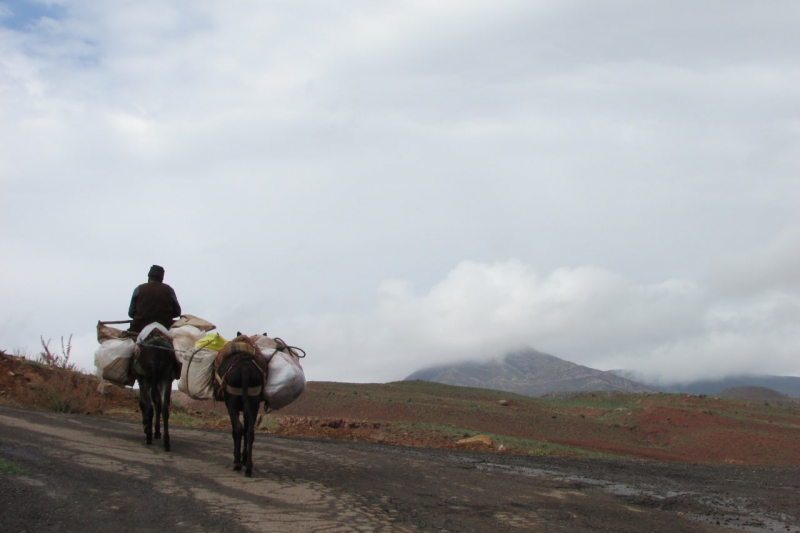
[98,320,133,325]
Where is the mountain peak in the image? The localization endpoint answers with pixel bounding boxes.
[405,348,652,396]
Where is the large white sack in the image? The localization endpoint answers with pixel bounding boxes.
[94,339,135,387]
[178,348,217,400]
[170,325,205,354]
[137,322,182,367]
[265,351,306,410]
[137,322,172,342]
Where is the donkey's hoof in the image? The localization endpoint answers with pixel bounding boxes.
[233,463,242,471]
[146,438,153,445]
[164,443,171,452]
[245,470,252,478]
[154,432,162,439]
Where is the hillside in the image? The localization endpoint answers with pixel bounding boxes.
[4,350,800,466]
[405,348,652,395]
[270,380,800,466]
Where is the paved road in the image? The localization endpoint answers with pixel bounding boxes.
[0,406,798,532]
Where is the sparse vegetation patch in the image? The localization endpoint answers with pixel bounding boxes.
[0,458,23,474]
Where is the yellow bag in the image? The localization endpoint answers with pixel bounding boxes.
[195,333,227,352]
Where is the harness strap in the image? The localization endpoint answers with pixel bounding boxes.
[215,352,267,399]
[272,337,306,358]
[225,383,262,396]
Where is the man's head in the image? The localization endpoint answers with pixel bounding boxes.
[148,265,165,282]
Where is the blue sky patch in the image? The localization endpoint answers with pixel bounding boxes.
[0,0,67,31]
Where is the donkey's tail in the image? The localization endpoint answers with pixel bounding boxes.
[241,359,254,426]
[150,379,162,413]
[241,359,249,400]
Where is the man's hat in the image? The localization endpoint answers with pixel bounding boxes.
[148,265,165,280]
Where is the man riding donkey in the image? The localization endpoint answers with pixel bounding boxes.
[128,264,182,379]
[129,264,182,335]
[128,264,182,450]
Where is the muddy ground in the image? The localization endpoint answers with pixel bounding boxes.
[1,406,799,532]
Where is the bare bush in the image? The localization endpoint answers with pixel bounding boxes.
[38,335,76,371]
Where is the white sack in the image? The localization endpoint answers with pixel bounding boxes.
[94,338,135,387]
[265,351,306,410]
[178,348,217,400]
[170,325,205,354]
[137,322,172,342]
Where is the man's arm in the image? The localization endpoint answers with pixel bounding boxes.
[128,286,140,318]
[170,287,182,318]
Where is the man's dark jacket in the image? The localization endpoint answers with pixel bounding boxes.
[128,281,181,333]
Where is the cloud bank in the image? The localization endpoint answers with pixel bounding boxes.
[1,1,799,386]
[246,226,800,384]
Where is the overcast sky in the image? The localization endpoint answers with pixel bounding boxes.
[2,0,799,386]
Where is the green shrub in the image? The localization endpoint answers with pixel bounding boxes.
[0,458,23,474]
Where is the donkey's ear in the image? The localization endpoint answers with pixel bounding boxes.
[236,331,242,336]
[263,332,268,336]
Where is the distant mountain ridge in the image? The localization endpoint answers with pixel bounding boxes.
[609,371,800,398]
[405,348,653,396]
[716,387,790,402]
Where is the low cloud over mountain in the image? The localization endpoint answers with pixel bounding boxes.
[405,348,652,396]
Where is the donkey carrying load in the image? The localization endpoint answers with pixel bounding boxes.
[212,334,306,477]
[132,323,180,451]
[94,316,217,451]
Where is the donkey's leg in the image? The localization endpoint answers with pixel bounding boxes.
[160,381,171,451]
[240,410,248,468]
[243,397,258,477]
[139,379,154,445]
[226,396,243,471]
[152,382,162,440]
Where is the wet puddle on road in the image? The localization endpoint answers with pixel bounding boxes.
[475,462,798,533]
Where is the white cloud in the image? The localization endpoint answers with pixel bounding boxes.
[262,227,800,384]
